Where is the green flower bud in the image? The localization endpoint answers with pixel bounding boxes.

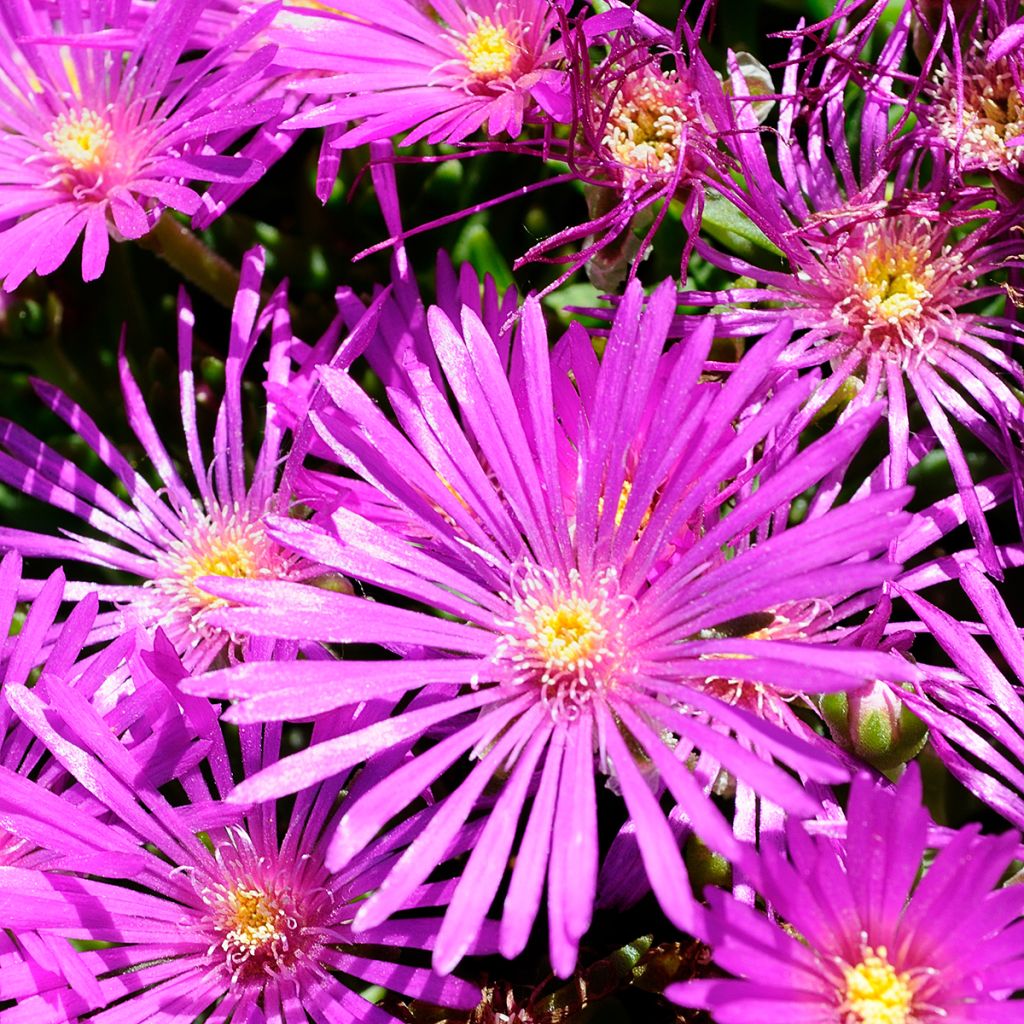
[821,681,928,771]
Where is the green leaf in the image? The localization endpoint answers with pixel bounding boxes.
[452,218,514,293]
[701,189,782,260]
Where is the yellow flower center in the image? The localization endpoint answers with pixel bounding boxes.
[842,947,916,1024]
[152,506,303,640]
[459,17,517,81]
[496,565,634,719]
[531,599,609,672]
[176,521,269,610]
[220,886,289,959]
[45,109,114,173]
[855,250,934,326]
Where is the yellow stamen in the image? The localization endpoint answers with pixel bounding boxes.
[221,887,287,958]
[458,17,517,81]
[842,947,916,1024]
[601,66,688,180]
[45,109,113,173]
[532,599,608,672]
[855,249,934,326]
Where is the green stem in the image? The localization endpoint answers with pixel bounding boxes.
[137,213,240,309]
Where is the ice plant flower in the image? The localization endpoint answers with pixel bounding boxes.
[0,0,283,288]
[0,552,227,1018]
[681,23,1024,570]
[189,280,917,977]
[276,0,569,159]
[514,7,753,293]
[0,249,320,671]
[0,637,483,1023]
[669,766,1024,1023]
[912,0,1024,192]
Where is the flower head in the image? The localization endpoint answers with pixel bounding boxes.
[669,766,1024,1023]
[681,24,1024,573]
[189,279,917,977]
[0,249,321,670]
[278,0,568,155]
[0,637,482,1022]
[0,0,283,288]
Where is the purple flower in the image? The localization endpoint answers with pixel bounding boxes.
[277,0,569,160]
[911,0,1024,191]
[0,552,222,1017]
[188,279,917,977]
[0,249,323,671]
[514,7,750,294]
[669,766,1024,1023]
[681,23,1024,571]
[0,0,283,288]
[0,636,482,1022]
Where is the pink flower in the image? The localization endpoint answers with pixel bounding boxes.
[0,0,282,288]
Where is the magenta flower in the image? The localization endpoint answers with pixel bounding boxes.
[0,249,322,671]
[0,0,283,288]
[189,280,917,977]
[669,766,1024,1023]
[277,0,569,160]
[682,24,1024,571]
[514,7,748,293]
[916,0,1024,191]
[0,552,223,1018]
[0,636,483,1023]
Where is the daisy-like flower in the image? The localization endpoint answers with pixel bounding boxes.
[682,24,1024,570]
[669,765,1024,1023]
[0,635,483,1023]
[0,248,323,671]
[0,552,225,1020]
[189,279,918,977]
[0,0,284,289]
[275,0,569,158]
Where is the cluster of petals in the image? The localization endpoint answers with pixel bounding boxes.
[187,273,923,976]
[0,0,284,287]
[0,1,1021,1022]
[0,249,324,670]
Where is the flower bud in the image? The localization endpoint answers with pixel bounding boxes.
[821,681,928,771]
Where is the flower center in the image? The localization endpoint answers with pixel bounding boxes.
[194,832,332,988]
[855,250,933,325]
[601,66,689,182]
[934,56,1024,173]
[45,109,114,173]
[841,947,917,1024]
[152,505,304,638]
[696,601,830,723]
[829,217,961,365]
[495,565,633,719]
[459,17,517,81]
[201,876,320,983]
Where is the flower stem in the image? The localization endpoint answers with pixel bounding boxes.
[138,213,240,309]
